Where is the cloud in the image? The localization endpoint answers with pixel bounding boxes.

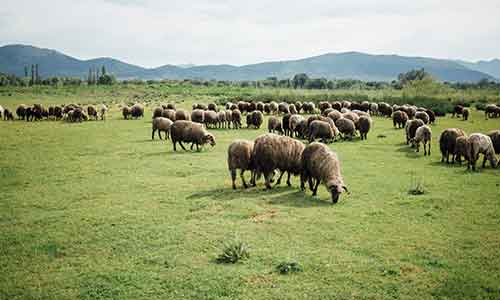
[1,0,499,67]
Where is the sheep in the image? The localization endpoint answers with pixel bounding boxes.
[415,111,430,124]
[122,106,131,119]
[357,116,372,140]
[462,108,470,121]
[342,112,359,126]
[289,104,298,115]
[252,133,305,189]
[194,103,208,110]
[308,120,335,143]
[208,103,217,111]
[360,101,370,112]
[152,117,174,140]
[289,114,306,138]
[249,111,264,129]
[302,102,316,114]
[282,114,292,136]
[3,108,14,121]
[175,109,190,121]
[487,130,500,154]
[152,107,163,119]
[256,102,264,112]
[467,133,498,170]
[331,101,342,111]
[319,101,331,112]
[227,140,256,189]
[439,128,467,163]
[454,136,470,164]
[217,111,227,128]
[378,102,393,117]
[414,125,432,155]
[161,109,176,121]
[225,110,233,129]
[16,104,27,120]
[335,117,356,140]
[405,119,424,146]
[300,142,347,203]
[87,105,98,120]
[370,103,379,115]
[225,102,233,110]
[269,101,278,114]
[485,104,499,119]
[327,110,342,123]
[237,101,248,113]
[263,103,271,114]
[191,109,205,124]
[166,103,176,110]
[392,110,408,128]
[278,102,289,114]
[99,104,108,120]
[247,102,257,113]
[130,103,144,119]
[0,105,3,119]
[322,108,334,117]
[204,110,219,128]
[294,101,303,113]
[341,101,351,109]
[425,109,436,124]
[452,105,464,118]
[268,116,283,134]
[232,109,242,129]
[170,120,216,151]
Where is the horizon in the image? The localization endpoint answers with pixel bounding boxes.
[1,0,499,68]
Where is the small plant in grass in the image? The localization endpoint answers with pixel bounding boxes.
[216,240,250,264]
[276,261,303,274]
[408,172,426,195]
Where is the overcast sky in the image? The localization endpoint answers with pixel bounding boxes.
[1,0,499,68]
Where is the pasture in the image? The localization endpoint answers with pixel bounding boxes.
[1,86,500,300]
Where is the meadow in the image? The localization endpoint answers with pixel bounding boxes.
[1,85,500,300]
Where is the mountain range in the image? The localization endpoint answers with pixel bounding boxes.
[0,44,498,82]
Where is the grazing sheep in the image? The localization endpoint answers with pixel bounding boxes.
[263,103,271,114]
[225,102,233,110]
[268,116,283,134]
[357,116,372,140]
[302,102,316,114]
[208,103,217,111]
[425,109,436,124]
[217,111,227,128]
[485,104,499,119]
[161,109,176,121]
[370,103,379,115]
[152,107,163,119]
[256,102,264,112]
[439,128,467,163]
[341,101,351,109]
[462,108,470,121]
[294,101,303,113]
[487,130,500,154]
[392,110,408,128]
[327,110,342,123]
[87,105,98,120]
[237,101,248,113]
[130,104,144,119]
[225,110,233,129]
[175,109,190,121]
[204,110,219,128]
[252,133,305,189]
[3,108,14,121]
[282,114,292,136]
[166,103,176,110]
[289,114,306,138]
[232,109,242,129]
[152,117,174,140]
[454,136,470,164]
[319,102,332,113]
[72,107,84,122]
[122,106,131,119]
[248,102,257,113]
[16,104,27,120]
[415,111,430,124]
[99,104,107,120]
[300,142,347,203]
[289,104,298,115]
[335,117,356,140]
[414,125,432,155]
[405,119,424,146]
[191,109,205,124]
[170,120,216,151]
[331,101,342,111]
[467,133,498,170]
[269,101,278,114]
[278,102,289,114]
[378,102,393,117]
[452,105,464,118]
[227,140,256,189]
[0,105,3,119]
[322,108,334,117]
[249,111,264,129]
[308,120,335,143]
[342,112,359,126]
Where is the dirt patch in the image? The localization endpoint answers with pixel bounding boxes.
[249,209,278,223]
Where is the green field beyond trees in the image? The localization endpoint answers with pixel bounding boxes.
[1,84,500,300]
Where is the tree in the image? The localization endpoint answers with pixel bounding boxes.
[292,73,309,89]
[101,65,107,76]
[24,66,28,77]
[35,64,40,84]
[397,68,430,86]
[87,68,92,85]
[30,64,35,85]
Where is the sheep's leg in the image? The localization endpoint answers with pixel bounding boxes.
[173,141,177,151]
[230,169,237,189]
[158,130,162,140]
[179,141,187,151]
[264,172,273,189]
[300,173,306,191]
[428,142,431,155]
[152,129,155,140]
[312,180,320,196]
[275,171,285,186]
[286,172,292,187]
[240,170,248,189]
[482,155,487,168]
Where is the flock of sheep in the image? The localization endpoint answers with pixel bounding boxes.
[0,103,108,122]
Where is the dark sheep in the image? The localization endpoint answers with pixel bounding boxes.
[357,116,372,140]
[87,106,98,120]
[487,130,500,154]
[232,109,242,129]
[405,119,424,146]
[170,120,216,151]
[191,109,205,124]
[392,110,408,128]
[227,140,256,189]
[152,117,173,140]
[175,109,190,121]
[152,107,163,119]
[439,128,467,163]
[161,109,176,121]
[268,116,283,134]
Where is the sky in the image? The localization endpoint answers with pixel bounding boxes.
[1,0,499,68]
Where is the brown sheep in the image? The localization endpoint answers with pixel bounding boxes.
[487,130,500,154]
[232,109,242,129]
[268,116,283,134]
[175,109,190,121]
[208,103,217,111]
[278,102,289,114]
[152,117,173,140]
[166,103,176,110]
[414,125,432,155]
[170,120,216,151]
[247,111,264,129]
[467,133,498,170]
[426,109,436,124]
[191,109,205,124]
[204,110,219,128]
[454,136,470,164]
[439,128,467,163]
[301,142,347,203]
[392,110,408,128]
[415,111,430,124]
[335,117,356,140]
[327,110,342,123]
[227,140,256,189]
[282,114,292,136]
[122,106,131,119]
[357,116,372,140]
[225,110,233,129]
[252,133,305,189]
[294,101,303,113]
[217,111,227,128]
[161,109,176,121]
[462,108,470,121]
[269,101,278,114]
[452,105,464,118]
[485,104,499,119]
[342,112,360,126]
[16,104,27,120]
[289,104,298,115]
[130,103,144,119]
[289,114,306,138]
[263,103,271,114]
[152,107,163,119]
[237,101,248,113]
[405,119,424,146]
[3,108,14,121]
[87,106,98,120]
[256,102,265,112]
[308,120,335,143]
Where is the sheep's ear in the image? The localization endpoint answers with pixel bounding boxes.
[342,185,349,194]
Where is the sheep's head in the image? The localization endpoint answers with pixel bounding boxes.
[327,182,348,204]
[203,133,216,147]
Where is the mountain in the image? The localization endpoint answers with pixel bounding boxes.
[456,59,500,80]
[0,44,496,82]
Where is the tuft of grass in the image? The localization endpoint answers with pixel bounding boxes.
[408,172,426,195]
[216,240,250,264]
[276,261,303,274]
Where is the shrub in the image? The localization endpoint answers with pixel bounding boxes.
[216,240,250,264]
[408,173,426,195]
[276,261,303,274]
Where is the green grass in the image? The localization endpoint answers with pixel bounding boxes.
[1,86,500,300]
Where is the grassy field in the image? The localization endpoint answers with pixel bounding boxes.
[1,86,500,300]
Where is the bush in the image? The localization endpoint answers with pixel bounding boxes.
[276,261,303,274]
[216,240,250,264]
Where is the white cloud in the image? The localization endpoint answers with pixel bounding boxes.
[1,0,499,67]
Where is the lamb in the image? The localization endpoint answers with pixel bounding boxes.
[152,107,163,119]
[415,111,430,124]
[122,106,131,119]
[300,142,347,203]
[414,125,432,155]
[454,136,470,164]
[487,130,500,154]
[227,140,256,189]
[87,105,98,120]
[203,110,219,128]
[357,116,372,140]
[130,103,144,119]
[161,109,176,121]
[217,111,227,128]
[232,109,242,129]
[439,128,467,163]
[462,108,470,121]
[308,120,336,143]
[268,116,283,134]
[99,104,108,120]
[252,133,305,189]
[152,117,174,140]
[289,114,306,138]
[170,120,216,151]
[405,119,424,146]
[467,133,498,170]
[392,110,408,128]
[175,109,190,121]
[335,117,356,140]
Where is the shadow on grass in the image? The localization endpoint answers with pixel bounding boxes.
[186,185,333,207]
